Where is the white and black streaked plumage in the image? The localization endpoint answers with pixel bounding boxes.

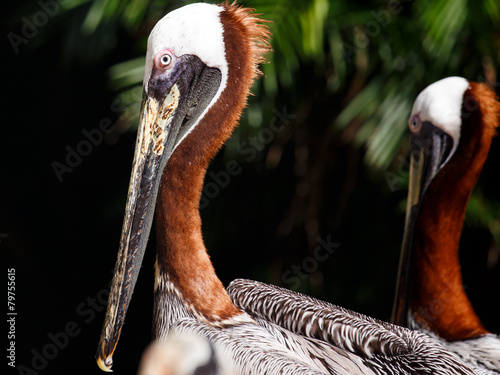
[226,279,478,375]
[407,322,500,375]
[392,77,500,374]
[96,4,479,374]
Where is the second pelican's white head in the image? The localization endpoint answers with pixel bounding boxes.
[409,76,470,166]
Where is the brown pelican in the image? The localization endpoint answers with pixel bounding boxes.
[96,3,477,374]
[392,76,500,373]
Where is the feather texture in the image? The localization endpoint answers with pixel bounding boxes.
[226,278,476,374]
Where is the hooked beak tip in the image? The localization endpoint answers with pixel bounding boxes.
[97,355,114,372]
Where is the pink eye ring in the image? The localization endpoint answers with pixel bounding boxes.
[154,49,175,70]
[408,114,422,133]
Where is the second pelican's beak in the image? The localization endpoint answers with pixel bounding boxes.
[392,118,454,326]
[96,53,222,371]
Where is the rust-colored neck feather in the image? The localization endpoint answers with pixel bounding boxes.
[155,3,270,324]
[411,83,500,340]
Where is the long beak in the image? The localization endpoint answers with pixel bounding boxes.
[96,85,181,372]
[392,122,454,326]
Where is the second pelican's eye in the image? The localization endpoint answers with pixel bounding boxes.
[154,49,175,70]
[408,115,422,133]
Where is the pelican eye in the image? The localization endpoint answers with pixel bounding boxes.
[154,49,175,70]
[408,115,421,133]
[160,54,172,67]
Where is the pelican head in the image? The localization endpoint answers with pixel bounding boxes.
[405,76,469,202]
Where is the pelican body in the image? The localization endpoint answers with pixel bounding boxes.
[97,4,479,374]
[393,77,500,373]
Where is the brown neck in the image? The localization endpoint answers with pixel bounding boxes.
[155,145,242,323]
[154,4,270,324]
[411,171,488,340]
[411,83,499,340]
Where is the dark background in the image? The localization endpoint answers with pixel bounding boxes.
[3,0,499,374]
